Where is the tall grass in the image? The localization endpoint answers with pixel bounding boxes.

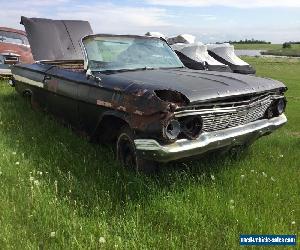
[0,57,299,249]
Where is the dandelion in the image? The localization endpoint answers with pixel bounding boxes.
[262,172,267,177]
[211,174,215,181]
[279,154,284,158]
[241,175,245,179]
[12,152,16,155]
[99,236,106,243]
[251,169,255,173]
[15,162,20,165]
[291,221,296,225]
[271,177,276,182]
[50,232,56,238]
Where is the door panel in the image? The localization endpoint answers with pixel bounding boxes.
[44,74,79,127]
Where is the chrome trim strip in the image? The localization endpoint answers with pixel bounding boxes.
[0,68,12,75]
[13,75,44,88]
[174,95,284,118]
[135,114,287,162]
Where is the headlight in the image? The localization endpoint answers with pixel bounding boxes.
[265,98,286,119]
[164,119,181,140]
[179,116,203,139]
[275,98,286,115]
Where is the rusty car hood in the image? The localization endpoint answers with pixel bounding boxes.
[105,68,286,103]
[21,16,93,61]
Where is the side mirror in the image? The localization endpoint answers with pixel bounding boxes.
[86,68,102,84]
[86,68,93,80]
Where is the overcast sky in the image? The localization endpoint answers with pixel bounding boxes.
[1,0,300,43]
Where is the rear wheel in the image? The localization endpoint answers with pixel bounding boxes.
[116,126,158,174]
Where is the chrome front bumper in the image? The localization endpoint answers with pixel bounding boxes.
[134,114,287,162]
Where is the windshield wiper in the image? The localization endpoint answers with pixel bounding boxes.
[99,67,157,74]
[159,66,185,70]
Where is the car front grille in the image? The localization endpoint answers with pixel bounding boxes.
[3,55,19,64]
[175,94,276,133]
[201,99,271,132]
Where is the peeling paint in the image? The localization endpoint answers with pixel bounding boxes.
[96,100,112,108]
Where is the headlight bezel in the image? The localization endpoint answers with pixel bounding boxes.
[163,119,181,140]
[265,97,287,119]
[178,115,203,139]
[163,115,203,141]
[274,98,286,116]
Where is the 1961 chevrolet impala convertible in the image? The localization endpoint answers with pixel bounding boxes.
[12,17,287,172]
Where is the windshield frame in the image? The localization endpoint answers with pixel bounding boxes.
[81,34,184,73]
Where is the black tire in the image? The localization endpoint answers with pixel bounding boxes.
[116,125,158,174]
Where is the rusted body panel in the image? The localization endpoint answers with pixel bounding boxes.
[11,63,176,142]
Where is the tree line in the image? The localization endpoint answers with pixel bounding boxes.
[225,39,271,44]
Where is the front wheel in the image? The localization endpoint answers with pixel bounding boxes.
[116,126,158,174]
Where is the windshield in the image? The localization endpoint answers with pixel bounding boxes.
[83,36,184,72]
[0,31,29,46]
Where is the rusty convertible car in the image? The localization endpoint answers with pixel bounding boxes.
[0,27,33,77]
[11,17,287,172]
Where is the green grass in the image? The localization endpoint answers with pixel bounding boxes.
[232,43,300,57]
[0,58,299,249]
[261,45,300,57]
